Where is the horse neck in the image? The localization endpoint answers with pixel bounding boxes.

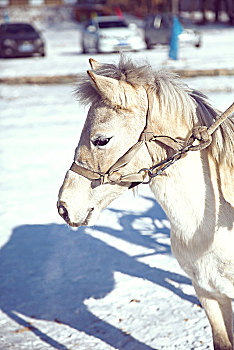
[150,151,205,222]
[145,93,219,239]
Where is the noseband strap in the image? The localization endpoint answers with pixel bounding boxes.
[70,88,184,187]
[70,140,146,186]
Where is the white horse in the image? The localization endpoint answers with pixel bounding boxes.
[58,56,234,349]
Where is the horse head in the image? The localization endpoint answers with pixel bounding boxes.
[57,58,154,227]
[57,56,227,228]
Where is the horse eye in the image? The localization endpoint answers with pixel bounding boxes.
[92,137,111,147]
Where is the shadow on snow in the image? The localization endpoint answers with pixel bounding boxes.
[0,197,198,350]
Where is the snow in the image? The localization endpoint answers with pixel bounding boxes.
[0,21,234,350]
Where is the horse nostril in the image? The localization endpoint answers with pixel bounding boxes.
[58,203,69,222]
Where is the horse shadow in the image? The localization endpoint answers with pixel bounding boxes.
[94,195,172,257]
[0,198,198,350]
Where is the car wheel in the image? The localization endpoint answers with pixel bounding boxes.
[41,51,45,57]
[145,39,152,50]
[82,42,87,54]
[95,41,100,54]
[195,40,201,48]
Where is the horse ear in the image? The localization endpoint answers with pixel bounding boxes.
[87,70,120,103]
[89,58,100,70]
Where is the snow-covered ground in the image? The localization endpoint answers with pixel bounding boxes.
[0,22,234,350]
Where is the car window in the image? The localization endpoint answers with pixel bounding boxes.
[0,24,36,34]
[97,21,128,29]
[161,16,171,28]
[179,17,194,28]
[145,16,154,28]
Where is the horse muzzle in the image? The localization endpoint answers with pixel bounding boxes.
[57,200,94,227]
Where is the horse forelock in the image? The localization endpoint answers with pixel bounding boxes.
[74,56,155,106]
[75,55,233,167]
[75,56,197,121]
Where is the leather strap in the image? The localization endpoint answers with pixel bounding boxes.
[69,88,184,186]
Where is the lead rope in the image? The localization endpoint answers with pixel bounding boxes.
[208,101,234,134]
[187,101,234,151]
[70,98,234,186]
[141,101,234,183]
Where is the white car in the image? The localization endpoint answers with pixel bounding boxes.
[81,16,146,53]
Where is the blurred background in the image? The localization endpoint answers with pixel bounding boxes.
[1,0,234,24]
[0,0,233,73]
[0,1,234,349]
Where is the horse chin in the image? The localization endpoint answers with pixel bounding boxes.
[68,207,99,228]
[81,207,99,227]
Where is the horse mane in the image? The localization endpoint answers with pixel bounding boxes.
[75,55,233,168]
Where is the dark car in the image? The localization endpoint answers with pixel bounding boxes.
[0,22,45,58]
[144,14,201,49]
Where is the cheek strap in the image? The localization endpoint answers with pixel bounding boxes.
[69,88,185,187]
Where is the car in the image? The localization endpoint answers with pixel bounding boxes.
[144,14,201,49]
[81,16,146,53]
[0,22,45,58]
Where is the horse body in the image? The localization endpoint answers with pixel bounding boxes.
[58,57,234,349]
[150,149,234,294]
[147,96,234,349]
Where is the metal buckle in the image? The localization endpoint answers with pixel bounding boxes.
[138,168,152,184]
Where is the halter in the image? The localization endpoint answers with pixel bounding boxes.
[68,81,233,188]
[69,88,185,188]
